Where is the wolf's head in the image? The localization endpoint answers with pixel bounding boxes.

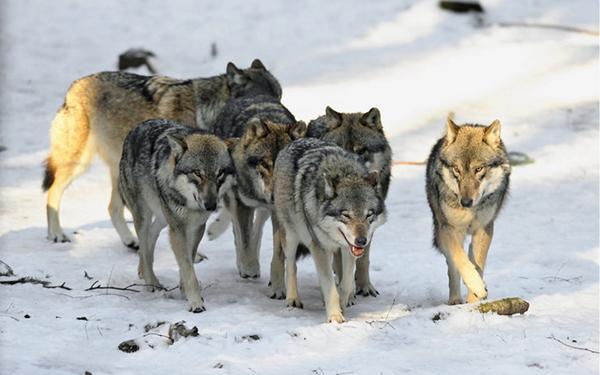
[315,106,389,170]
[167,133,235,211]
[226,59,282,99]
[317,165,386,258]
[234,118,305,204]
[439,118,511,208]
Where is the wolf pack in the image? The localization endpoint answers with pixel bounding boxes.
[42,59,511,323]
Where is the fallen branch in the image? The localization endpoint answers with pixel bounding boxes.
[546,334,599,354]
[497,22,599,36]
[0,277,71,290]
[84,280,144,293]
[477,297,529,315]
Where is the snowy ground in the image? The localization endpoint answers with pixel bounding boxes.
[0,1,598,374]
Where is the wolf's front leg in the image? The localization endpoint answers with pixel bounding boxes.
[169,226,205,313]
[466,222,493,303]
[339,251,357,309]
[282,229,302,308]
[269,216,286,299]
[312,247,344,323]
[227,195,260,278]
[355,245,379,297]
[438,226,487,303]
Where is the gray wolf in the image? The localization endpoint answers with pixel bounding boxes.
[426,118,510,304]
[307,106,391,297]
[118,119,234,312]
[207,85,306,279]
[272,138,386,322]
[43,59,280,247]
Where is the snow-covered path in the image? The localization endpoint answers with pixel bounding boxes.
[0,1,598,374]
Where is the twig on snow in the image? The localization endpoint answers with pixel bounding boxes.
[546,334,599,354]
[497,22,599,36]
[0,277,71,290]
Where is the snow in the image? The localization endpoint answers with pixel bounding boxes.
[0,0,598,374]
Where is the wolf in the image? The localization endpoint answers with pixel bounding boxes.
[272,138,387,323]
[43,59,280,247]
[306,106,391,297]
[426,118,510,305]
[118,119,234,312]
[206,85,306,279]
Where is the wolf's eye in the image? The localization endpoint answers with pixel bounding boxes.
[366,210,374,220]
[452,166,460,176]
[475,166,484,173]
[340,211,351,220]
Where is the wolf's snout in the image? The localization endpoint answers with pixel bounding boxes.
[460,197,473,208]
[355,236,368,247]
[204,202,217,211]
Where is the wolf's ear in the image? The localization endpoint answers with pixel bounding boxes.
[361,107,382,130]
[167,134,187,159]
[251,59,266,70]
[289,121,307,140]
[445,117,460,144]
[325,106,342,129]
[243,118,269,145]
[484,119,501,147]
[226,62,247,86]
[323,173,338,199]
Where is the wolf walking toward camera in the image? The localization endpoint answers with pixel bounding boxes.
[272,138,386,322]
[306,106,391,297]
[426,118,510,304]
[43,59,279,247]
[118,119,234,312]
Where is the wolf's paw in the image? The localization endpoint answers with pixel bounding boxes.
[193,252,208,263]
[462,269,487,300]
[448,295,464,305]
[188,297,206,313]
[144,279,163,292]
[466,290,486,304]
[269,284,286,300]
[286,297,303,309]
[327,312,345,324]
[238,262,260,279]
[355,281,379,297]
[48,231,70,243]
[342,297,356,309]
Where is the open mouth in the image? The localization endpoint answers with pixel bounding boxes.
[338,229,366,257]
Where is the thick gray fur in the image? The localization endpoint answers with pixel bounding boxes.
[118,119,234,313]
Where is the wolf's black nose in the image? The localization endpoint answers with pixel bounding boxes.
[460,198,473,208]
[204,202,217,211]
[355,236,368,247]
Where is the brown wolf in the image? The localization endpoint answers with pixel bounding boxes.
[426,118,511,304]
[43,59,280,247]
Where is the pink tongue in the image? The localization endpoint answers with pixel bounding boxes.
[351,246,365,257]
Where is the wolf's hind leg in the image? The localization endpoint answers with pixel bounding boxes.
[466,222,493,303]
[45,105,95,243]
